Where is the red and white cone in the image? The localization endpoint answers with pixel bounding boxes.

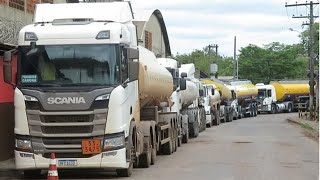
[47,153,59,180]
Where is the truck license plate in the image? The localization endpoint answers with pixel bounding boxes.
[58,160,77,167]
[81,139,101,154]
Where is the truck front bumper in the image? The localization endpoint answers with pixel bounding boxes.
[15,148,129,170]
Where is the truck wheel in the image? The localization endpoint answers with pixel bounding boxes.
[161,140,173,155]
[288,103,293,113]
[270,104,277,114]
[182,126,189,143]
[151,146,157,165]
[212,111,220,125]
[253,106,257,116]
[139,137,152,168]
[189,116,199,138]
[24,170,41,179]
[206,113,213,128]
[228,111,233,122]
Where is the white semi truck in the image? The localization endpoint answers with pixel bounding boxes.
[179,64,207,136]
[3,2,185,177]
[202,83,221,127]
[157,59,206,140]
[256,81,309,113]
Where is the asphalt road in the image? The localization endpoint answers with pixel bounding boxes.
[1,113,318,180]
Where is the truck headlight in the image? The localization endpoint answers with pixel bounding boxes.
[103,134,125,151]
[95,94,110,101]
[24,95,38,102]
[16,139,32,151]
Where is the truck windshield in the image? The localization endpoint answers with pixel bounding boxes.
[19,44,120,87]
[258,90,266,98]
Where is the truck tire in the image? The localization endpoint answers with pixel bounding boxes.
[206,113,213,128]
[161,140,172,155]
[228,111,233,122]
[270,104,277,114]
[212,111,220,126]
[189,114,199,138]
[139,137,152,168]
[182,126,189,143]
[288,103,293,113]
[24,170,41,179]
[253,106,257,116]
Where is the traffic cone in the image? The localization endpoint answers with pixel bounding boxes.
[47,153,59,180]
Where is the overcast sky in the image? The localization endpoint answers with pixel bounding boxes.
[130,0,319,57]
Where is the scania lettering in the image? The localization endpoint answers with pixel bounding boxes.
[47,97,86,104]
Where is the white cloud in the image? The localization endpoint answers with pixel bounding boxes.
[130,0,310,56]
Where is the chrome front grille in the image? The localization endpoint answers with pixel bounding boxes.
[27,109,107,158]
[27,109,107,137]
[42,126,93,134]
[41,115,93,123]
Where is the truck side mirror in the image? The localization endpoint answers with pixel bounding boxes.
[127,47,139,60]
[180,78,186,90]
[3,51,12,84]
[128,61,139,81]
[181,72,187,78]
[199,89,204,97]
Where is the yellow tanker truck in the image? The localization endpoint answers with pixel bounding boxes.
[255,81,309,113]
[227,80,259,118]
[201,79,235,124]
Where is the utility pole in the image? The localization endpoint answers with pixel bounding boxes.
[233,36,238,79]
[208,44,218,56]
[285,1,319,120]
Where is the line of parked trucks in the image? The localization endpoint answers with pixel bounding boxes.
[1,1,311,178]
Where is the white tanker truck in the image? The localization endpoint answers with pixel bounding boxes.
[3,2,184,178]
[179,64,207,136]
[157,59,206,141]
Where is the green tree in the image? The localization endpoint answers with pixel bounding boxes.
[299,22,319,57]
[238,42,308,84]
[174,46,234,77]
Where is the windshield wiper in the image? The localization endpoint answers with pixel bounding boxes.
[23,84,62,87]
[61,83,106,87]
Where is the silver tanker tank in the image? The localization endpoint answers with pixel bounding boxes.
[138,46,174,107]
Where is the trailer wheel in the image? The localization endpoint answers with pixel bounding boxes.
[253,106,257,117]
[161,140,173,155]
[212,110,220,126]
[270,104,277,114]
[139,137,152,168]
[288,103,293,113]
[182,130,189,143]
[206,113,213,128]
[189,113,199,138]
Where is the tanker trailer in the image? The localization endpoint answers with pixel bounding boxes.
[256,80,309,113]
[156,58,190,144]
[229,80,258,117]
[179,64,206,138]
[201,79,234,123]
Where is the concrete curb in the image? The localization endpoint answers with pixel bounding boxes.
[287,117,319,141]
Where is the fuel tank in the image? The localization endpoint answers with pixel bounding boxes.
[180,79,199,108]
[229,80,258,99]
[270,81,309,101]
[138,46,174,107]
[201,79,232,100]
